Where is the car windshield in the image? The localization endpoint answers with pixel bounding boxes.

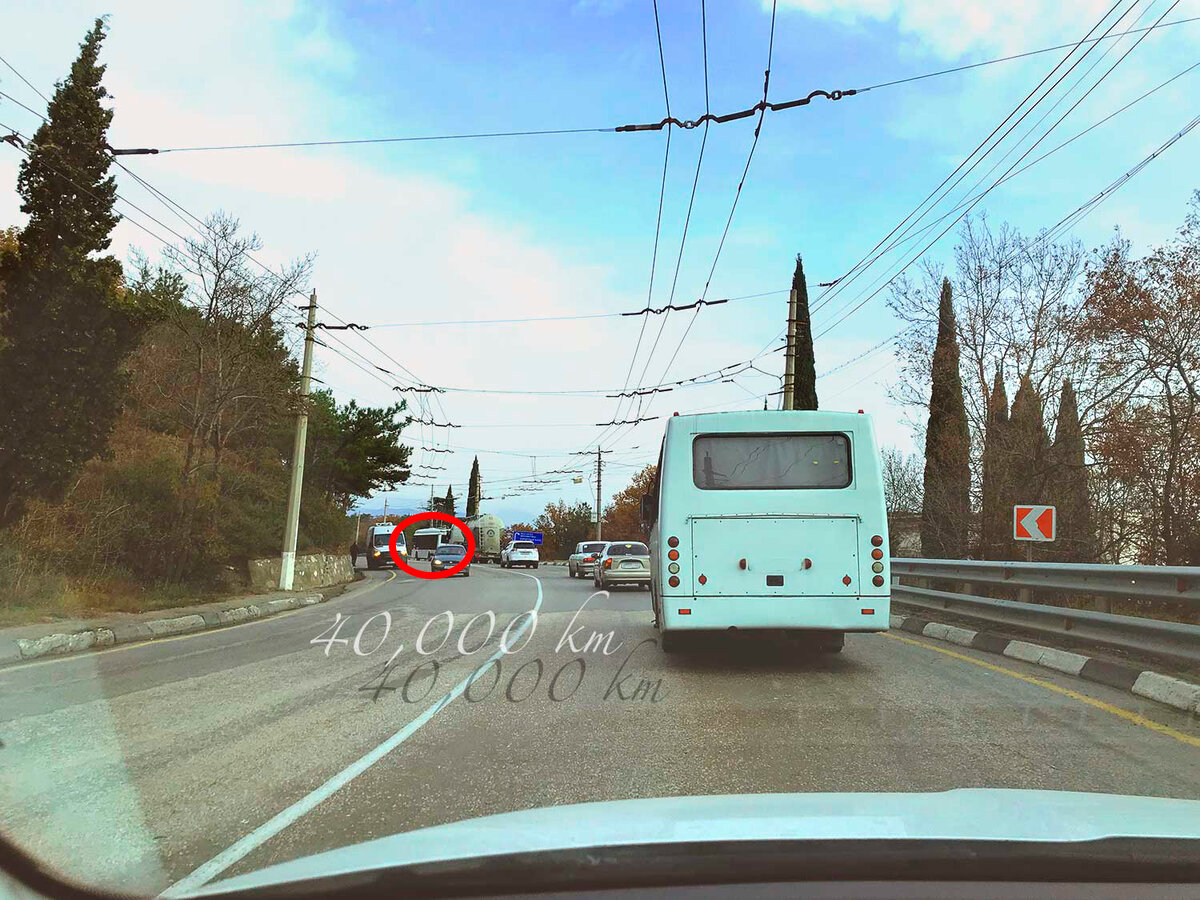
[607,542,648,556]
[5,5,1200,898]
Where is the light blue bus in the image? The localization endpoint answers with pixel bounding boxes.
[643,410,890,653]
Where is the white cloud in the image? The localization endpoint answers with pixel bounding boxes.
[775,0,1113,58]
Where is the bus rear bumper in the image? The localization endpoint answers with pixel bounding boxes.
[660,595,890,632]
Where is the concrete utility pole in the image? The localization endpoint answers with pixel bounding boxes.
[595,448,603,540]
[782,288,797,410]
[573,447,611,540]
[280,290,318,590]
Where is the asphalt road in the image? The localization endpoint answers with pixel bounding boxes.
[1,564,1198,894]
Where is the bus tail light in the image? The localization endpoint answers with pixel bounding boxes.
[667,549,679,561]
[871,548,883,560]
[668,536,679,548]
[842,575,852,586]
[873,575,885,587]
[871,535,883,547]
[802,558,812,569]
[668,576,680,588]
[698,574,707,585]
[862,608,875,615]
[679,607,690,614]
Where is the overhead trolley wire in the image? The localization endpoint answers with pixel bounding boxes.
[604,0,780,453]
[811,0,1163,331]
[816,0,1183,338]
[809,0,1133,318]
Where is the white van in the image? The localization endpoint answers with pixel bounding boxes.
[364,524,407,570]
[643,410,889,652]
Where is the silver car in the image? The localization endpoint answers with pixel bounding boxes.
[593,541,650,589]
[568,541,608,579]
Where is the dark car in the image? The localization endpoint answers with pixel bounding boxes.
[430,543,471,577]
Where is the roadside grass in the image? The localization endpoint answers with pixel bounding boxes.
[0,545,223,626]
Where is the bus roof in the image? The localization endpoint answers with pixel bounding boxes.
[667,409,876,434]
[413,527,449,535]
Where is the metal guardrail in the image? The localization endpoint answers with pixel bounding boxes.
[890,558,1200,666]
[891,558,1200,603]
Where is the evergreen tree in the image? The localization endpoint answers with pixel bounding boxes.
[441,484,456,517]
[1050,379,1093,562]
[920,278,970,558]
[1008,375,1052,558]
[790,254,818,410]
[0,20,153,526]
[980,368,1010,559]
[465,456,481,518]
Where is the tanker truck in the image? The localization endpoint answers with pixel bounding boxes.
[449,512,505,564]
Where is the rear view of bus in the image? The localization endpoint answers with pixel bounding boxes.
[648,410,889,652]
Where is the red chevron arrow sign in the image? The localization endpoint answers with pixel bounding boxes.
[1014,505,1056,542]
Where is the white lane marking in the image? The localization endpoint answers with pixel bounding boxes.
[159,571,543,898]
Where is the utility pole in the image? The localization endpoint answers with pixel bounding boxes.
[782,288,797,410]
[279,290,318,590]
[595,448,603,540]
[573,448,611,540]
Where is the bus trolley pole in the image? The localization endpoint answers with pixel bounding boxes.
[280,290,318,590]
[782,288,797,411]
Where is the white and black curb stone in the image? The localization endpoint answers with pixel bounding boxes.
[4,592,324,665]
[890,613,1200,716]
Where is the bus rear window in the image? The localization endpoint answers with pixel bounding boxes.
[692,433,851,489]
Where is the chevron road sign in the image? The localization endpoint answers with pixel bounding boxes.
[1014,505,1056,542]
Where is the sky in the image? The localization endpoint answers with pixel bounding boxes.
[2,0,1197,527]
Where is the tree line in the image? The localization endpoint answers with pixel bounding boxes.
[0,21,413,603]
[891,207,1200,565]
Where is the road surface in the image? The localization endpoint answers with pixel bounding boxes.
[1,565,1198,894]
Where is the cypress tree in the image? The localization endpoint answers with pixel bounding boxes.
[920,278,970,558]
[442,484,456,517]
[1050,380,1092,562]
[1008,376,1052,559]
[465,456,481,518]
[0,20,152,526]
[790,254,818,410]
[980,368,1010,559]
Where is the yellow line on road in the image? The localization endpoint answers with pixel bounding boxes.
[884,632,1200,748]
[1,572,398,673]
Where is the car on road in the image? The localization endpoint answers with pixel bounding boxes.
[429,542,470,577]
[568,541,608,578]
[500,539,539,568]
[364,523,407,570]
[593,541,650,589]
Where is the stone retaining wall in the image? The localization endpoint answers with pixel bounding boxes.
[247,552,354,591]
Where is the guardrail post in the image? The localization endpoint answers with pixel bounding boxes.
[1017,586,1031,604]
[1095,596,1113,614]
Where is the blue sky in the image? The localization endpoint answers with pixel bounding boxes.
[2,0,1197,526]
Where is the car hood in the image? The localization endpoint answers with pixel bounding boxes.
[194,790,1200,895]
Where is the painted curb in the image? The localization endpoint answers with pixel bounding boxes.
[889,613,1200,716]
[6,592,325,664]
